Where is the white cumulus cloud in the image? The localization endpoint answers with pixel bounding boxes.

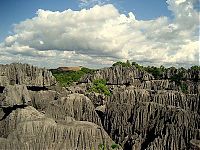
[0,0,199,68]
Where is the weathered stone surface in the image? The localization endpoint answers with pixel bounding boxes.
[190,139,200,149]
[0,76,9,87]
[45,93,102,126]
[104,101,200,150]
[0,106,121,150]
[80,65,154,85]
[29,90,58,111]
[0,85,31,107]
[0,63,56,87]
[87,92,106,107]
[67,83,90,94]
[0,106,46,137]
[0,63,199,150]
[80,65,199,94]
[106,86,199,113]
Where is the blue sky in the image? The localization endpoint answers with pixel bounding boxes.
[0,0,172,42]
[0,0,199,68]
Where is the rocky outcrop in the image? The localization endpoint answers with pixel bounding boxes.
[81,65,199,149]
[80,65,154,85]
[0,63,199,150]
[0,84,31,107]
[45,93,102,126]
[0,63,56,87]
[104,101,200,150]
[0,106,120,150]
[29,90,58,111]
[0,63,122,150]
[80,65,199,94]
[190,139,200,149]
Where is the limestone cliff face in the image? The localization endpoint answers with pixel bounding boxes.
[0,63,56,87]
[81,65,199,150]
[81,65,199,94]
[80,65,154,85]
[0,63,199,150]
[104,100,199,150]
[45,93,102,126]
[0,63,121,150]
[0,84,31,107]
[0,106,117,150]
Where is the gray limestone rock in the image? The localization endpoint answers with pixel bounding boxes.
[45,93,102,126]
[29,90,58,111]
[0,63,56,87]
[190,139,200,149]
[0,84,31,107]
[0,63,199,150]
[80,65,154,85]
[0,106,121,150]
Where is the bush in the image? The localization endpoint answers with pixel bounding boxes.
[52,67,95,86]
[111,144,120,149]
[89,79,111,96]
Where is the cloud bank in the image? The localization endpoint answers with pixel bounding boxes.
[79,0,109,8]
[0,0,199,68]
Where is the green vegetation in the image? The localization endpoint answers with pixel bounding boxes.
[144,66,166,79]
[132,62,167,79]
[52,67,95,86]
[112,61,199,94]
[52,61,199,93]
[112,60,131,67]
[190,65,200,71]
[170,72,184,85]
[190,65,200,82]
[180,83,188,94]
[89,79,111,96]
[112,60,166,79]
[110,144,120,149]
[132,61,144,70]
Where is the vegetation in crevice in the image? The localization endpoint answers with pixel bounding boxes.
[89,79,111,96]
[98,143,120,150]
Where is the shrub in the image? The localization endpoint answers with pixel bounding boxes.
[111,144,120,149]
[98,143,120,150]
[89,79,111,96]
